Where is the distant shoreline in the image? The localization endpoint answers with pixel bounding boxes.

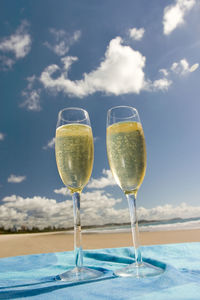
[0,229,200,258]
[2,216,200,235]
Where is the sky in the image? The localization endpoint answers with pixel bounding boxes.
[0,0,200,230]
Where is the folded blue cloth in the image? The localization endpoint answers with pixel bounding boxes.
[0,242,200,299]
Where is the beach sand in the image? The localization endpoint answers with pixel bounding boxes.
[0,229,200,258]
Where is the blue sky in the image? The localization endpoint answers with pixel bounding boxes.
[0,0,200,229]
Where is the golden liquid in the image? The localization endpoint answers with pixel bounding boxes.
[107,121,146,194]
[55,124,94,193]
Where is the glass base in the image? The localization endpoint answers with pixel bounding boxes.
[114,262,164,278]
[56,267,104,282]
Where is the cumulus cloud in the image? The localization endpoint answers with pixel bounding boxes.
[20,29,81,111]
[0,20,31,69]
[20,75,41,111]
[87,169,117,189]
[7,174,26,183]
[138,202,200,221]
[171,58,199,75]
[0,55,15,70]
[145,77,172,92]
[54,169,117,194]
[0,132,5,141]
[21,89,41,111]
[163,0,196,35]
[40,36,181,98]
[0,192,124,229]
[189,63,199,72]
[1,195,72,230]
[1,193,200,230]
[153,58,199,88]
[159,68,169,77]
[129,27,145,41]
[54,187,70,195]
[44,29,81,56]
[40,37,147,97]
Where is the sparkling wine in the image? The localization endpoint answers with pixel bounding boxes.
[55,123,94,193]
[107,121,146,194]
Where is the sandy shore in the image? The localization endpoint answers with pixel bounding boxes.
[0,229,200,258]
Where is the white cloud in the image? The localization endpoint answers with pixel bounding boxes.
[159,68,169,77]
[148,58,198,89]
[0,192,124,229]
[40,36,147,97]
[189,63,199,72]
[20,75,41,111]
[7,174,26,183]
[146,78,172,92]
[53,168,117,194]
[129,27,145,41]
[163,0,196,35]
[81,191,124,226]
[40,35,198,100]
[0,132,5,141]
[54,187,69,195]
[1,193,200,231]
[87,169,117,189]
[0,55,15,70]
[171,58,189,74]
[41,36,182,97]
[21,89,41,111]
[137,202,200,221]
[44,29,81,56]
[171,58,199,75]
[43,137,55,150]
[151,58,198,89]
[1,195,72,230]
[0,21,31,69]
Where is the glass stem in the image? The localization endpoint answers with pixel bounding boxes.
[126,193,142,266]
[72,192,83,269]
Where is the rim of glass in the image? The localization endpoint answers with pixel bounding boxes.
[107,105,139,120]
[58,107,88,123]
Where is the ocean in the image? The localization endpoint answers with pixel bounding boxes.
[82,216,200,233]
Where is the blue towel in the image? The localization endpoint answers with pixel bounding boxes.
[0,243,200,299]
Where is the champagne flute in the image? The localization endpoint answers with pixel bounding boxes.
[106,106,163,277]
[55,107,103,282]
